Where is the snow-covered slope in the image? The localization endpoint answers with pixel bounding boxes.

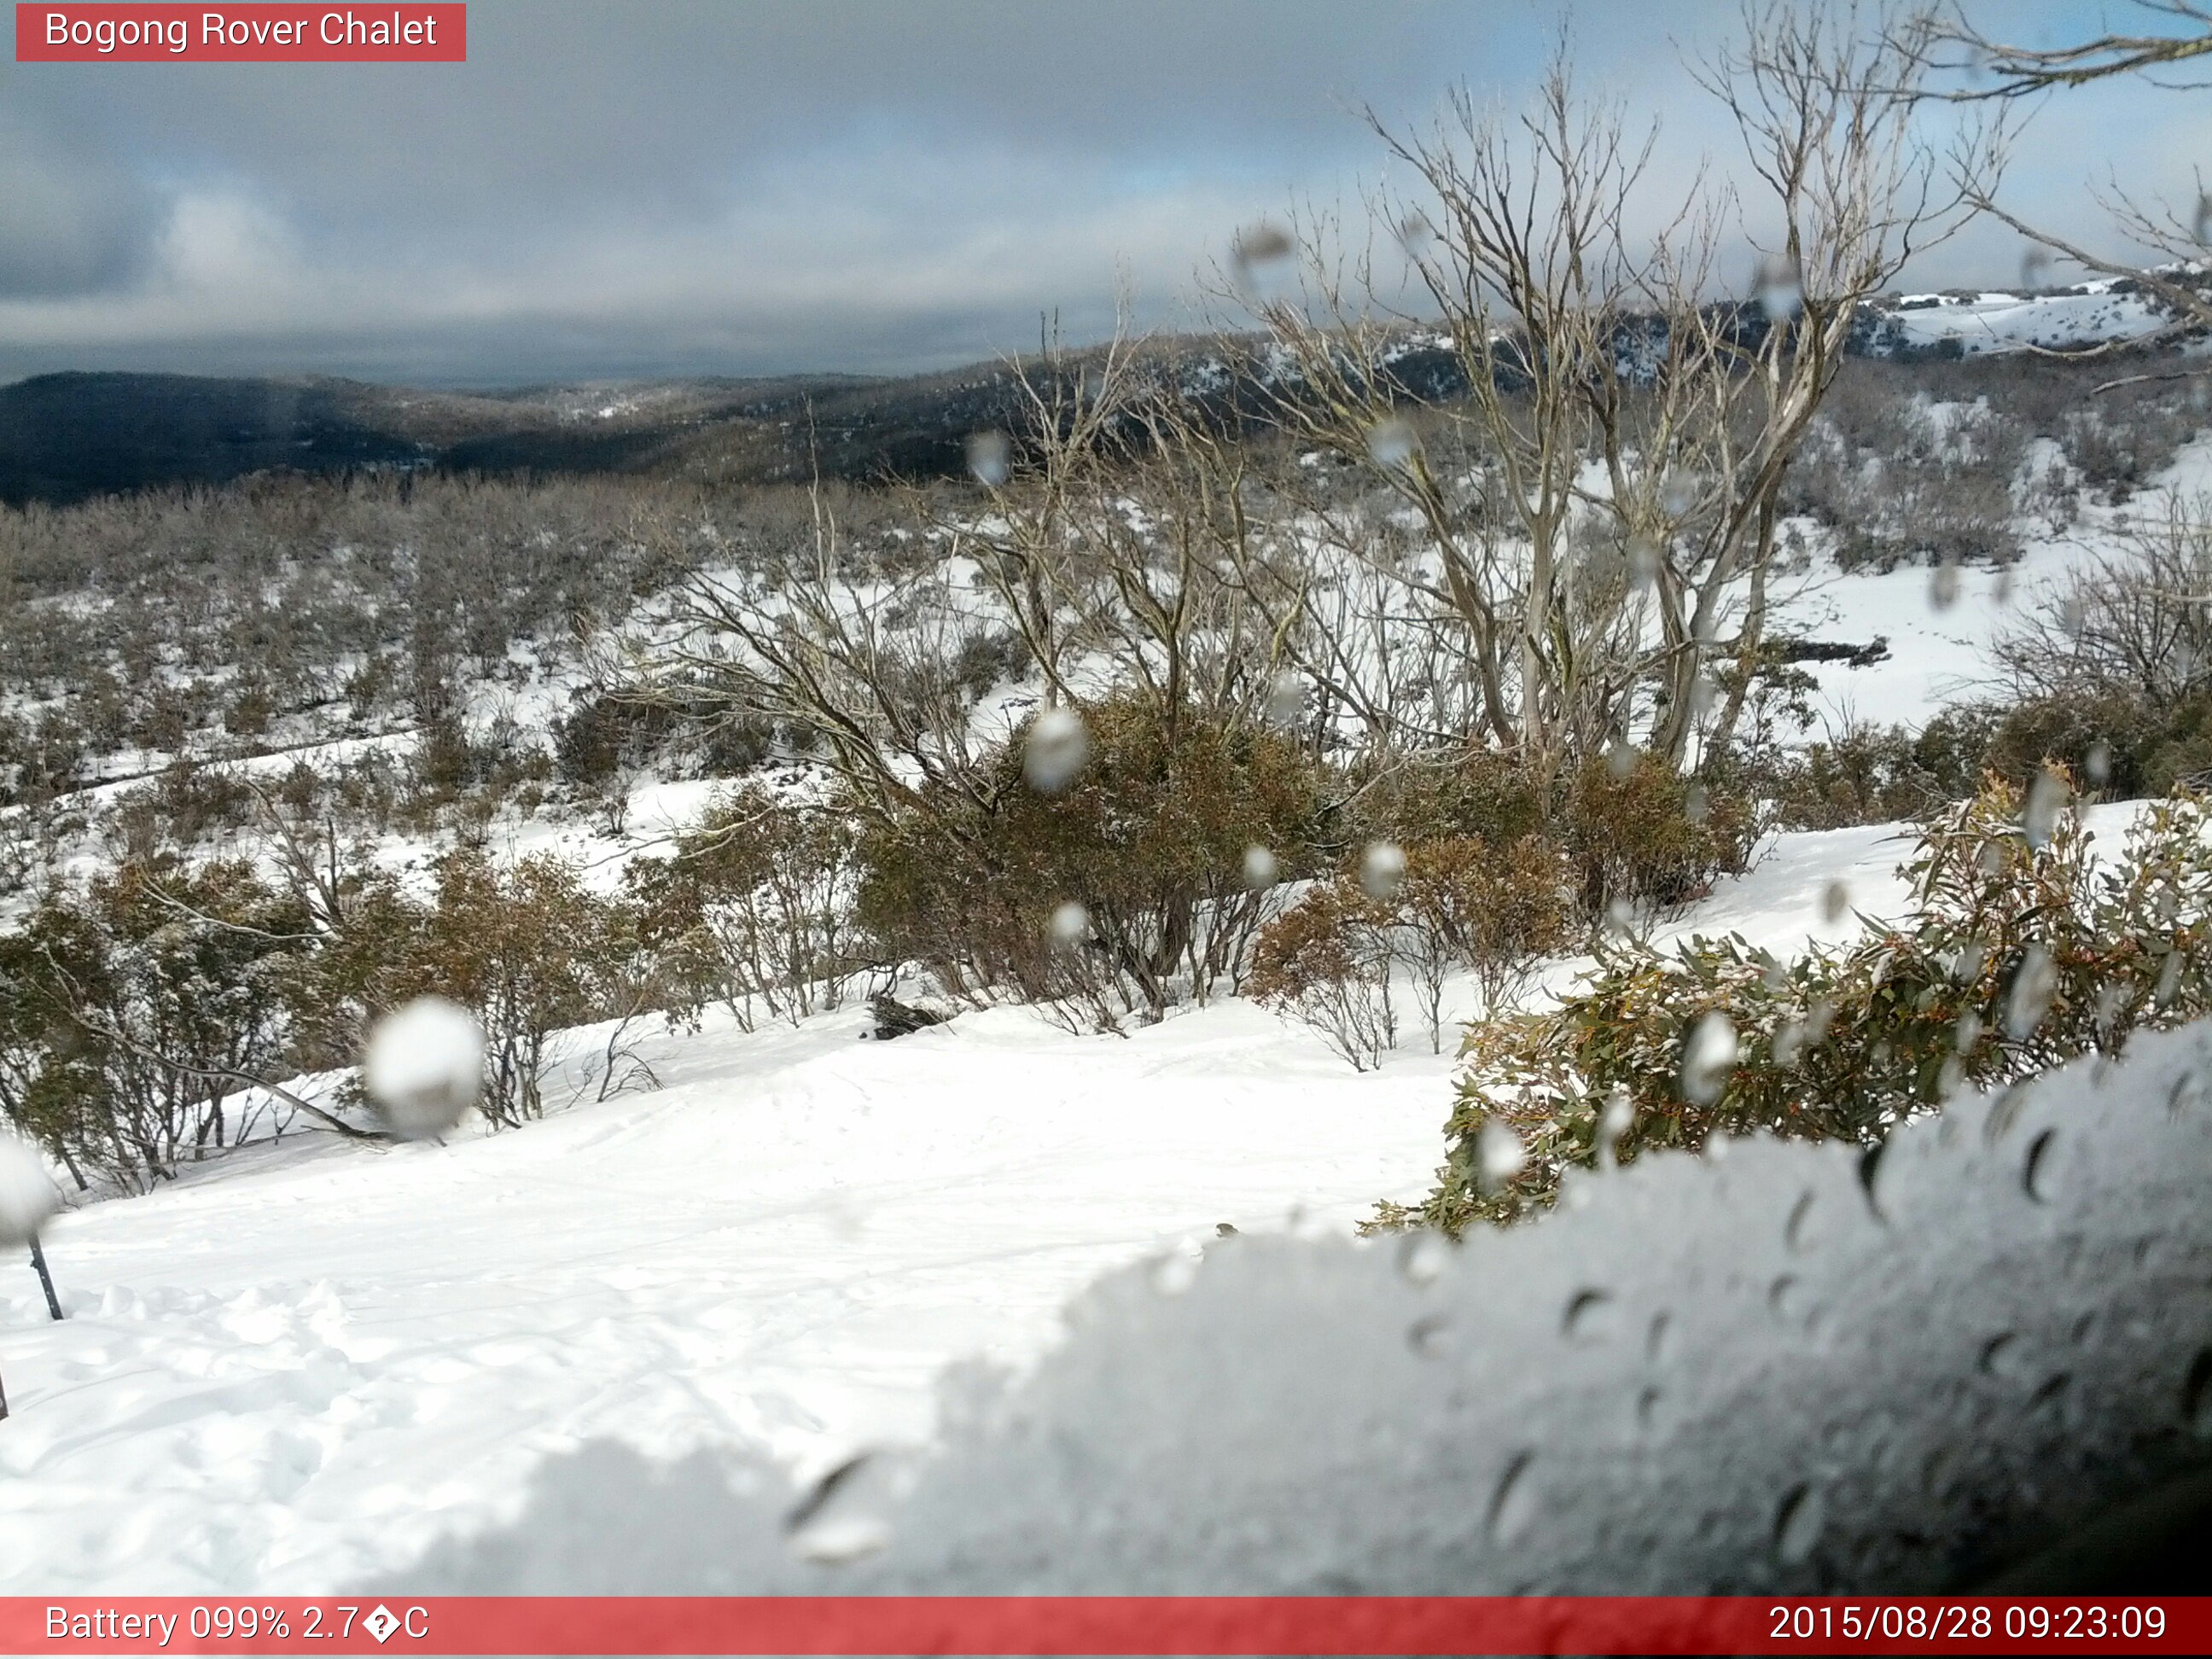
[0,788,2161,1592]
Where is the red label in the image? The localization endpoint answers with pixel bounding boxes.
[0,1596,2205,1656]
[15,4,465,61]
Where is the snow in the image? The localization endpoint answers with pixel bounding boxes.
[379,1013,2212,1595]
[0,1000,1450,1590]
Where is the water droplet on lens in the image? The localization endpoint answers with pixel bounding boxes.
[1978,1332,2018,1377]
[1407,1313,1451,1356]
[1930,559,1959,611]
[1819,879,1850,924]
[1563,1289,1618,1343]
[1755,253,1804,323]
[788,1452,908,1565]
[1605,740,1638,780]
[2023,1127,2058,1202]
[1266,669,1307,729]
[1784,1190,1816,1251]
[1232,220,1297,296]
[2085,741,2113,786]
[1476,1121,1527,1193]
[2005,946,2057,1039]
[1487,1451,1539,1545]
[1151,1250,1199,1295]
[1627,535,1663,588]
[1679,1012,1738,1105]
[2183,1349,2212,1437]
[1397,1231,1452,1286]
[1365,416,1418,469]
[2023,770,2068,849]
[1773,1482,1824,1565]
[1243,844,1280,889]
[1360,841,1407,900]
[1049,899,1089,946]
[1022,706,1090,795]
[965,429,1012,486]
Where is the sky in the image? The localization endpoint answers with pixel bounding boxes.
[0,0,2201,387]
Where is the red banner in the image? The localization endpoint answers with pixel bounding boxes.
[15,5,465,61]
[1,1597,2204,1656]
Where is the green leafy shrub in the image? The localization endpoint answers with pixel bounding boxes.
[1378,776,2212,1236]
[855,696,1324,1026]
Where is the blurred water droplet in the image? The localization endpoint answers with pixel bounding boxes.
[1598,1088,1634,1168]
[1605,895,1638,936]
[1232,220,1297,296]
[2005,946,2057,1039]
[1774,1482,1825,1565]
[2195,193,2212,246]
[2184,1349,2212,1436]
[1406,1313,1451,1356]
[1049,899,1089,946]
[1365,416,1418,469]
[1396,211,1434,254]
[1636,1385,1662,1433]
[363,995,484,1140]
[787,1453,909,1565]
[1936,1053,1967,1099]
[1022,707,1089,795]
[2093,981,2128,1040]
[1563,1289,1618,1343]
[1397,1231,1452,1286]
[1647,1311,1674,1363]
[2023,1127,2058,1202]
[1487,1452,1539,1545]
[1819,879,1850,924]
[1929,559,1960,612]
[1994,566,2017,607]
[965,429,1012,487]
[2023,771,2068,849]
[1768,1274,1805,1320]
[2085,741,2113,786]
[1955,1007,1984,1051]
[1953,939,1988,982]
[2020,243,2052,288]
[1978,1332,2019,1377]
[1266,669,1307,729]
[2060,595,2087,637]
[2157,950,2185,1007]
[1360,841,1406,900]
[1243,844,1280,890]
[1784,1190,1816,1251]
[1684,783,1710,824]
[1627,535,1662,589]
[1605,740,1638,780]
[1755,253,1804,323]
[1661,471,1697,517]
[1680,1012,1738,1105]
[1151,1249,1199,1295]
[0,1130,60,1247]
[1476,1121,1527,1193]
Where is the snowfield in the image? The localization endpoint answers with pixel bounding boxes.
[1,998,1453,1591]
[1,798,2149,1592]
[5,431,2210,1594]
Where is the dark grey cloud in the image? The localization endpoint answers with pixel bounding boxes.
[0,1,2197,385]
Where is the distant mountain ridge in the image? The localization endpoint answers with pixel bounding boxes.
[0,277,2195,507]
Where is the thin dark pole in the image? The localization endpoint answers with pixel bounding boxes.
[29,1237,62,1322]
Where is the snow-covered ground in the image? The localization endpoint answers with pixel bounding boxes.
[3,789,2140,1593]
[4,431,2209,1595]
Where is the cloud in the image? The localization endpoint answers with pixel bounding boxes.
[0,0,2200,385]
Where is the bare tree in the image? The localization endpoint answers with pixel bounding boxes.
[1926,3,2212,381]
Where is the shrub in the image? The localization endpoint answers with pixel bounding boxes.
[1394,835,1574,1051]
[1377,775,2212,1236]
[1246,882,1397,1070]
[629,786,864,1030]
[1560,751,1757,919]
[855,696,1324,1027]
